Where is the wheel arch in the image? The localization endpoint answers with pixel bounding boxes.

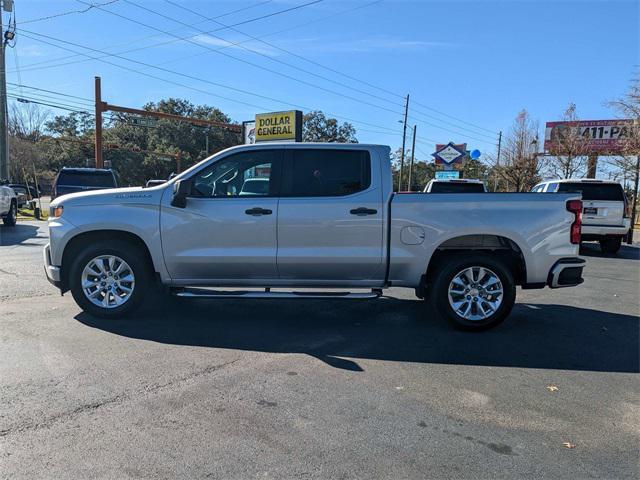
[419,234,527,297]
[61,229,157,292]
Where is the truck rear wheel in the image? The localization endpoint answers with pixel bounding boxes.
[69,240,151,318]
[599,236,622,254]
[431,254,516,330]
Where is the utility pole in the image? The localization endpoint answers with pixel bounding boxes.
[398,94,409,191]
[0,0,11,181]
[94,76,104,168]
[494,130,502,192]
[627,154,639,244]
[408,124,416,191]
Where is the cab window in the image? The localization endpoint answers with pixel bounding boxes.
[191,150,281,198]
[282,149,371,197]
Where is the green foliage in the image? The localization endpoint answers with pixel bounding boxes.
[10,102,359,187]
[303,110,357,143]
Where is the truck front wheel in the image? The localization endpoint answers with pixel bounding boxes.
[69,240,151,318]
[431,254,516,330]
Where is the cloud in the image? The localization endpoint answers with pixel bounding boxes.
[192,34,280,57]
[289,36,455,54]
[18,44,46,57]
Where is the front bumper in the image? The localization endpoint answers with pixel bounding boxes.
[43,243,62,290]
[547,258,586,288]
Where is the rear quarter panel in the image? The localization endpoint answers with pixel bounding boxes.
[389,193,581,286]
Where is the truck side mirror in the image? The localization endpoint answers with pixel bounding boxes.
[171,179,192,208]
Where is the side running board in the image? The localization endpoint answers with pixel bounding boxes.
[173,287,382,299]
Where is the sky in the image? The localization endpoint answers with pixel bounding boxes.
[8,0,640,160]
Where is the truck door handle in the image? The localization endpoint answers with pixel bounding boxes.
[350,207,377,216]
[245,207,272,216]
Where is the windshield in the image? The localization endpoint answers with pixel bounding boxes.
[56,171,116,188]
[430,182,485,193]
[557,182,624,201]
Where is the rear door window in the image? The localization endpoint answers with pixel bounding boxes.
[557,182,625,201]
[57,171,116,188]
[283,149,371,197]
[429,182,485,193]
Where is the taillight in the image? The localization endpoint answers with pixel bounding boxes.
[566,199,582,244]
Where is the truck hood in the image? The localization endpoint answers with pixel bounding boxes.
[51,185,167,207]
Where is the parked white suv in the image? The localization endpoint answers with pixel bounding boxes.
[424,178,487,193]
[0,183,18,226]
[532,179,630,254]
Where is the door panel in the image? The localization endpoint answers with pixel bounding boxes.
[161,196,279,281]
[160,149,282,282]
[277,148,384,282]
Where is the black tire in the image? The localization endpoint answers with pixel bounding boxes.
[3,200,16,226]
[69,239,152,318]
[599,237,622,254]
[431,254,516,331]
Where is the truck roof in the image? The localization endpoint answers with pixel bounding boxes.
[538,178,622,185]
[59,167,114,173]
[429,178,484,184]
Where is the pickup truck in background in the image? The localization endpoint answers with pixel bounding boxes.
[44,143,585,330]
[424,178,487,193]
[52,167,118,200]
[0,183,17,226]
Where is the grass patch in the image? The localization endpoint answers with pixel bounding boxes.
[18,207,48,220]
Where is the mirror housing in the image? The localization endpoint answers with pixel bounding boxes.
[171,179,192,208]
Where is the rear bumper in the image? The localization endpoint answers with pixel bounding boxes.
[581,221,630,237]
[43,243,62,289]
[547,258,586,288]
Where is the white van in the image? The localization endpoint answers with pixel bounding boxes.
[532,179,630,254]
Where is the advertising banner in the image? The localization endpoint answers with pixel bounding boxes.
[255,110,303,142]
[544,119,635,154]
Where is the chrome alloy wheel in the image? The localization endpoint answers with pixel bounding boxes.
[81,255,135,309]
[448,266,503,321]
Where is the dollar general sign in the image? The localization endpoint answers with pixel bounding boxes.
[255,110,303,142]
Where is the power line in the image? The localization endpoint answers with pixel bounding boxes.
[75,0,411,120]
[8,90,93,111]
[68,0,496,146]
[18,31,403,136]
[162,0,498,141]
[12,0,305,73]
[17,0,121,25]
[7,82,94,103]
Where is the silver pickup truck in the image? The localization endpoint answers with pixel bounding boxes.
[44,143,585,330]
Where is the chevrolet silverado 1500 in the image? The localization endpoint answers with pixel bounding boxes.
[44,143,585,330]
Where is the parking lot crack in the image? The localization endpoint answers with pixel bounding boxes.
[0,359,240,438]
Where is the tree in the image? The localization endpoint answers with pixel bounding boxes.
[607,75,640,239]
[7,103,51,183]
[545,103,590,178]
[303,111,357,143]
[494,109,541,192]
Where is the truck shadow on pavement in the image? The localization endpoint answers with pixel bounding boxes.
[75,298,639,374]
[0,224,42,246]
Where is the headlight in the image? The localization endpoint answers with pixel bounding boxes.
[50,205,64,218]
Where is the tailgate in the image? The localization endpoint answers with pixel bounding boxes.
[581,200,625,226]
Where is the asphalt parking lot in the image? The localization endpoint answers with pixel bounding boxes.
[1,221,639,479]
